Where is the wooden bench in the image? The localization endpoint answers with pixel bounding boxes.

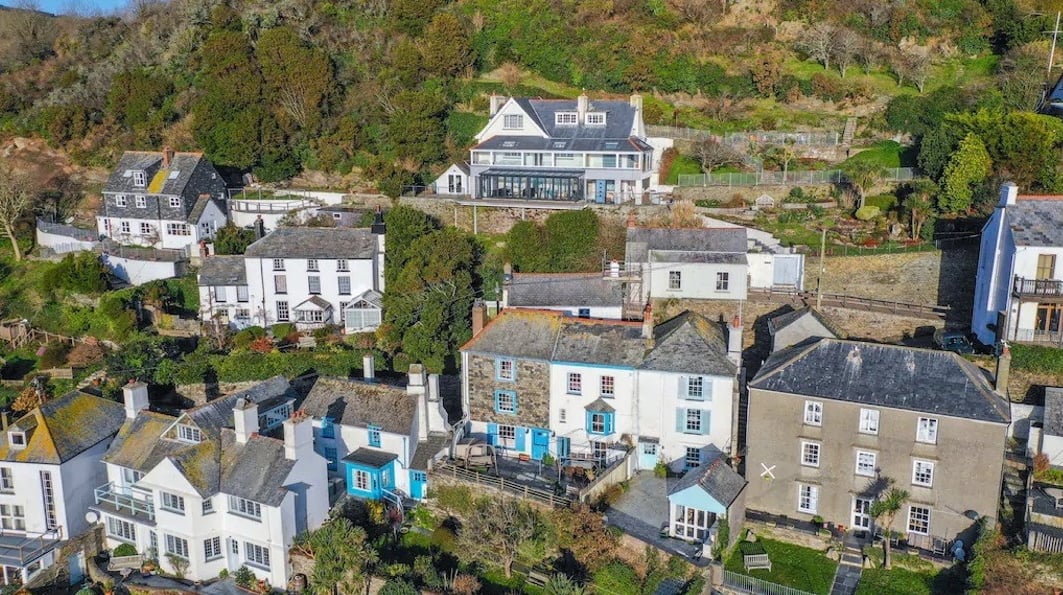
[743,553,772,571]
[526,567,550,587]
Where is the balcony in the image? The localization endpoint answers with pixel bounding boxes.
[602,261,641,281]
[93,482,155,521]
[1013,277,1063,300]
[0,529,61,567]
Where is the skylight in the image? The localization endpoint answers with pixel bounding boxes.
[168,171,181,179]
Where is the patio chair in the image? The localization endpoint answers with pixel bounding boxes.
[932,537,948,558]
[659,522,670,538]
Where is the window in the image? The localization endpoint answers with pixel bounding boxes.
[496,358,515,381]
[8,433,24,448]
[578,308,591,318]
[668,271,682,290]
[245,542,270,569]
[231,540,238,555]
[673,504,713,541]
[321,419,335,439]
[1038,254,1057,280]
[586,112,606,125]
[119,221,131,234]
[324,447,337,471]
[555,112,578,125]
[368,425,381,448]
[307,259,319,272]
[165,535,189,559]
[308,276,321,294]
[115,195,128,207]
[168,197,181,208]
[297,310,325,324]
[559,408,567,423]
[132,171,146,187]
[337,259,349,272]
[798,484,819,514]
[600,376,615,397]
[0,468,12,492]
[716,272,730,291]
[214,286,228,302]
[567,373,582,395]
[274,275,287,294]
[106,516,134,541]
[912,460,935,487]
[685,409,703,433]
[916,417,938,444]
[0,505,23,532]
[40,471,55,529]
[202,499,214,515]
[135,195,146,208]
[228,496,262,520]
[272,258,285,271]
[859,408,880,435]
[237,286,249,302]
[494,391,517,415]
[801,441,820,467]
[139,222,152,235]
[204,537,222,561]
[685,447,701,469]
[499,425,516,441]
[338,276,351,295]
[855,451,877,476]
[235,308,250,319]
[587,411,613,435]
[354,470,370,491]
[161,492,185,514]
[503,114,523,129]
[685,376,705,400]
[166,223,191,236]
[804,401,823,425]
[177,425,201,443]
[907,506,931,535]
[121,468,143,486]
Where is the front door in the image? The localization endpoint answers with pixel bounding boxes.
[557,437,570,460]
[1036,303,1062,338]
[638,442,659,470]
[531,429,550,461]
[853,497,872,530]
[409,470,427,500]
[595,180,607,203]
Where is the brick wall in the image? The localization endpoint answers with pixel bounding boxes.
[466,354,550,428]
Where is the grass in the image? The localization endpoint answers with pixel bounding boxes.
[664,155,702,184]
[725,537,838,595]
[856,546,967,595]
[842,140,918,169]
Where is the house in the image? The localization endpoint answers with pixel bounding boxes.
[467,93,654,203]
[198,215,386,331]
[502,271,623,319]
[972,182,1063,345]
[767,307,844,352]
[431,163,470,196]
[667,446,746,546]
[93,379,329,586]
[607,225,805,318]
[96,148,228,252]
[460,308,740,473]
[298,363,452,505]
[0,389,124,586]
[316,206,370,228]
[745,339,1009,549]
[1025,387,1063,552]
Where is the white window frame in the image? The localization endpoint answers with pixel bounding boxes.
[0,505,24,531]
[337,259,349,272]
[496,391,517,414]
[855,450,876,476]
[308,276,321,294]
[685,446,701,468]
[135,195,146,208]
[119,221,131,234]
[503,114,523,129]
[132,171,146,187]
[244,542,270,569]
[498,358,515,381]
[859,408,880,435]
[272,258,285,271]
[204,536,222,561]
[600,375,615,397]
[907,505,931,535]
[499,425,516,441]
[166,223,191,236]
[115,194,128,207]
[567,372,582,395]
[202,498,214,515]
[228,495,262,520]
[276,301,289,322]
[798,484,819,514]
[912,460,935,487]
[165,534,189,559]
[559,408,567,423]
[160,492,185,514]
[338,276,351,295]
[139,222,152,235]
[307,259,319,272]
[804,401,823,426]
[685,409,703,433]
[106,516,134,541]
[585,112,606,125]
[916,417,938,444]
[168,197,181,208]
[177,425,201,443]
[555,112,578,125]
[668,270,681,290]
[801,441,820,467]
[716,272,730,291]
[686,376,705,400]
[354,470,369,491]
[0,468,12,492]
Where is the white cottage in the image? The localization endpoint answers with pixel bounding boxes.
[432,163,471,196]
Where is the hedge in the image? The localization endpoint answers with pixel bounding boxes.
[169,349,384,384]
[1010,344,1063,374]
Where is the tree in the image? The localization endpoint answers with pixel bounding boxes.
[213,223,257,255]
[869,483,910,569]
[191,30,265,170]
[0,164,38,262]
[507,220,550,272]
[764,138,798,182]
[551,504,618,578]
[841,160,886,211]
[940,133,991,213]
[832,28,861,78]
[420,13,473,77]
[383,206,438,287]
[891,48,932,92]
[692,138,742,174]
[292,518,378,595]
[457,497,543,578]
[997,41,1050,111]
[796,22,836,71]
[903,180,938,240]
[256,27,334,133]
[544,210,600,272]
[107,69,175,131]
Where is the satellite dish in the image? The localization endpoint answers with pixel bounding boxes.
[84,510,100,524]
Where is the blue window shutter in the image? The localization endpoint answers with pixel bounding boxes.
[487,423,498,445]
[676,408,685,432]
[585,411,593,434]
[512,391,519,414]
[515,427,526,451]
[605,413,614,435]
[493,391,501,413]
[678,376,687,399]
[701,411,711,435]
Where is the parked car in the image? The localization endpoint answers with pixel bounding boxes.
[933,329,976,354]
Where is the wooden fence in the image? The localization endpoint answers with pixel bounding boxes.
[433,463,572,508]
[747,287,950,320]
[722,570,817,595]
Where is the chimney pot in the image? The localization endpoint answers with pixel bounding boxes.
[472,299,488,336]
[642,304,654,341]
[162,146,174,168]
[1000,182,1018,207]
[363,354,375,382]
[995,342,1012,396]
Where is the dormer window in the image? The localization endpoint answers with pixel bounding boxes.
[8,432,25,450]
[556,112,578,126]
[169,197,181,208]
[133,171,146,187]
[115,195,127,207]
[586,112,606,125]
[503,115,523,130]
[177,424,202,443]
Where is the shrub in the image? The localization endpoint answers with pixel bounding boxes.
[810,73,844,102]
[378,578,417,595]
[694,199,721,208]
[966,518,995,593]
[248,337,274,353]
[40,252,109,295]
[271,323,296,339]
[113,543,137,557]
[865,194,898,211]
[233,326,266,349]
[66,341,106,367]
[232,566,256,589]
[430,525,457,551]
[654,462,668,478]
[593,560,641,595]
[37,344,69,370]
[854,205,881,221]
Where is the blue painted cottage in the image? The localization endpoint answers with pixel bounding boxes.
[667,447,746,548]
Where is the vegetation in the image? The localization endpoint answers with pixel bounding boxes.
[870,483,911,569]
[725,536,838,595]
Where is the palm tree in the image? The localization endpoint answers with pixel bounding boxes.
[870,484,910,569]
[841,160,887,211]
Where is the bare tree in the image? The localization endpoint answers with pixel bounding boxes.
[891,48,932,92]
[796,22,836,71]
[692,138,743,173]
[0,164,38,262]
[832,28,861,78]
[856,38,884,74]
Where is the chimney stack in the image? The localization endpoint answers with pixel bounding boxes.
[577,92,589,122]
[123,381,149,420]
[254,216,266,239]
[162,146,174,168]
[472,299,488,336]
[995,343,1012,396]
[642,303,654,344]
[363,354,375,382]
[233,397,259,444]
[489,94,507,117]
[629,94,643,111]
[502,263,513,309]
[1000,182,1018,207]
[283,410,314,461]
[728,315,743,366]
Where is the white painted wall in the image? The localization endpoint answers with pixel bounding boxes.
[102,254,181,285]
[314,420,415,496]
[244,256,377,328]
[549,363,636,452]
[474,100,549,141]
[432,164,470,195]
[508,305,623,320]
[36,229,98,255]
[636,370,734,472]
[230,209,295,231]
[646,262,748,301]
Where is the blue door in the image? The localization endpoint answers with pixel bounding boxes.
[409,470,427,500]
[486,423,498,446]
[531,429,551,461]
[595,180,607,203]
[514,427,527,453]
[638,441,659,470]
[557,437,570,459]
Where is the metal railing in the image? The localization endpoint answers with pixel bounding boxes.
[645,126,842,147]
[36,218,98,242]
[0,528,62,565]
[1013,277,1063,298]
[722,570,817,595]
[602,261,641,280]
[99,241,187,263]
[94,482,155,520]
[676,167,917,187]
[434,463,572,508]
[229,199,316,213]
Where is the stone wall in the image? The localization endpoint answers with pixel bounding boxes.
[466,354,550,429]
[29,525,106,590]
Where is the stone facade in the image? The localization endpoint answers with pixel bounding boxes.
[466,354,550,429]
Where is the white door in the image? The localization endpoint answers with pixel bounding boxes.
[853,497,872,530]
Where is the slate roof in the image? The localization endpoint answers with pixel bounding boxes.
[198,256,247,286]
[507,273,623,309]
[1008,197,1063,247]
[584,398,615,413]
[0,389,125,464]
[1044,387,1063,437]
[749,338,1010,424]
[519,98,638,141]
[299,377,417,434]
[669,447,745,507]
[648,251,748,265]
[219,430,295,507]
[104,152,210,197]
[295,296,332,311]
[244,228,379,259]
[462,309,737,377]
[475,136,650,153]
[344,447,398,468]
[767,307,845,338]
[626,227,748,262]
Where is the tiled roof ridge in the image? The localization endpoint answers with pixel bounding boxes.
[461,308,644,352]
[954,356,1011,422]
[1017,194,1063,200]
[748,337,826,385]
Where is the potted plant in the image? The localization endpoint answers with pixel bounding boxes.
[102,581,115,595]
[811,515,825,529]
[140,559,157,576]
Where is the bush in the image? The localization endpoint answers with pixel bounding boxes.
[810,73,844,103]
[430,525,457,552]
[232,566,256,589]
[854,205,881,221]
[593,560,641,595]
[40,252,109,295]
[864,194,898,211]
[113,543,137,557]
[654,462,668,478]
[378,579,417,595]
[248,337,274,353]
[271,323,296,339]
[66,341,106,367]
[966,518,995,593]
[434,484,475,515]
[694,199,721,208]
[37,344,69,370]
[233,327,266,349]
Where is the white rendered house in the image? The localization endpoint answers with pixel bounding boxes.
[93,379,329,587]
[0,389,124,586]
[431,163,470,196]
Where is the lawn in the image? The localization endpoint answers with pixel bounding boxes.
[856,548,967,595]
[842,140,918,169]
[665,155,703,185]
[725,537,838,595]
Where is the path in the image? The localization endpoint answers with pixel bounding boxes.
[829,536,864,595]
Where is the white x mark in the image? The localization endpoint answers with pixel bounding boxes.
[760,463,776,480]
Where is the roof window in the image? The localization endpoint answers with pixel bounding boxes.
[586,112,606,126]
[556,112,578,126]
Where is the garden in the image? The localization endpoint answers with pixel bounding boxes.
[724,535,838,595]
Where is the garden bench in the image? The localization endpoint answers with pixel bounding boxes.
[525,567,550,587]
[743,553,772,571]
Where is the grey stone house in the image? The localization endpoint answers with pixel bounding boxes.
[95,148,228,252]
[745,338,1009,549]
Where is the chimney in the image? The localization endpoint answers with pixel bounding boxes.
[502,263,513,308]
[424,373,447,437]
[489,94,507,117]
[642,303,654,344]
[1000,182,1018,207]
[363,353,375,382]
[577,92,589,122]
[629,94,643,111]
[254,216,266,239]
[162,146,174,168]
[372,207,386,292]
[233,397,259,444]
[283,410,314,461]
[2,411,10,432]
[728,315,743,366]
[123,381,149,420]
[995,343,1012,396]
[472,299,487,336]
